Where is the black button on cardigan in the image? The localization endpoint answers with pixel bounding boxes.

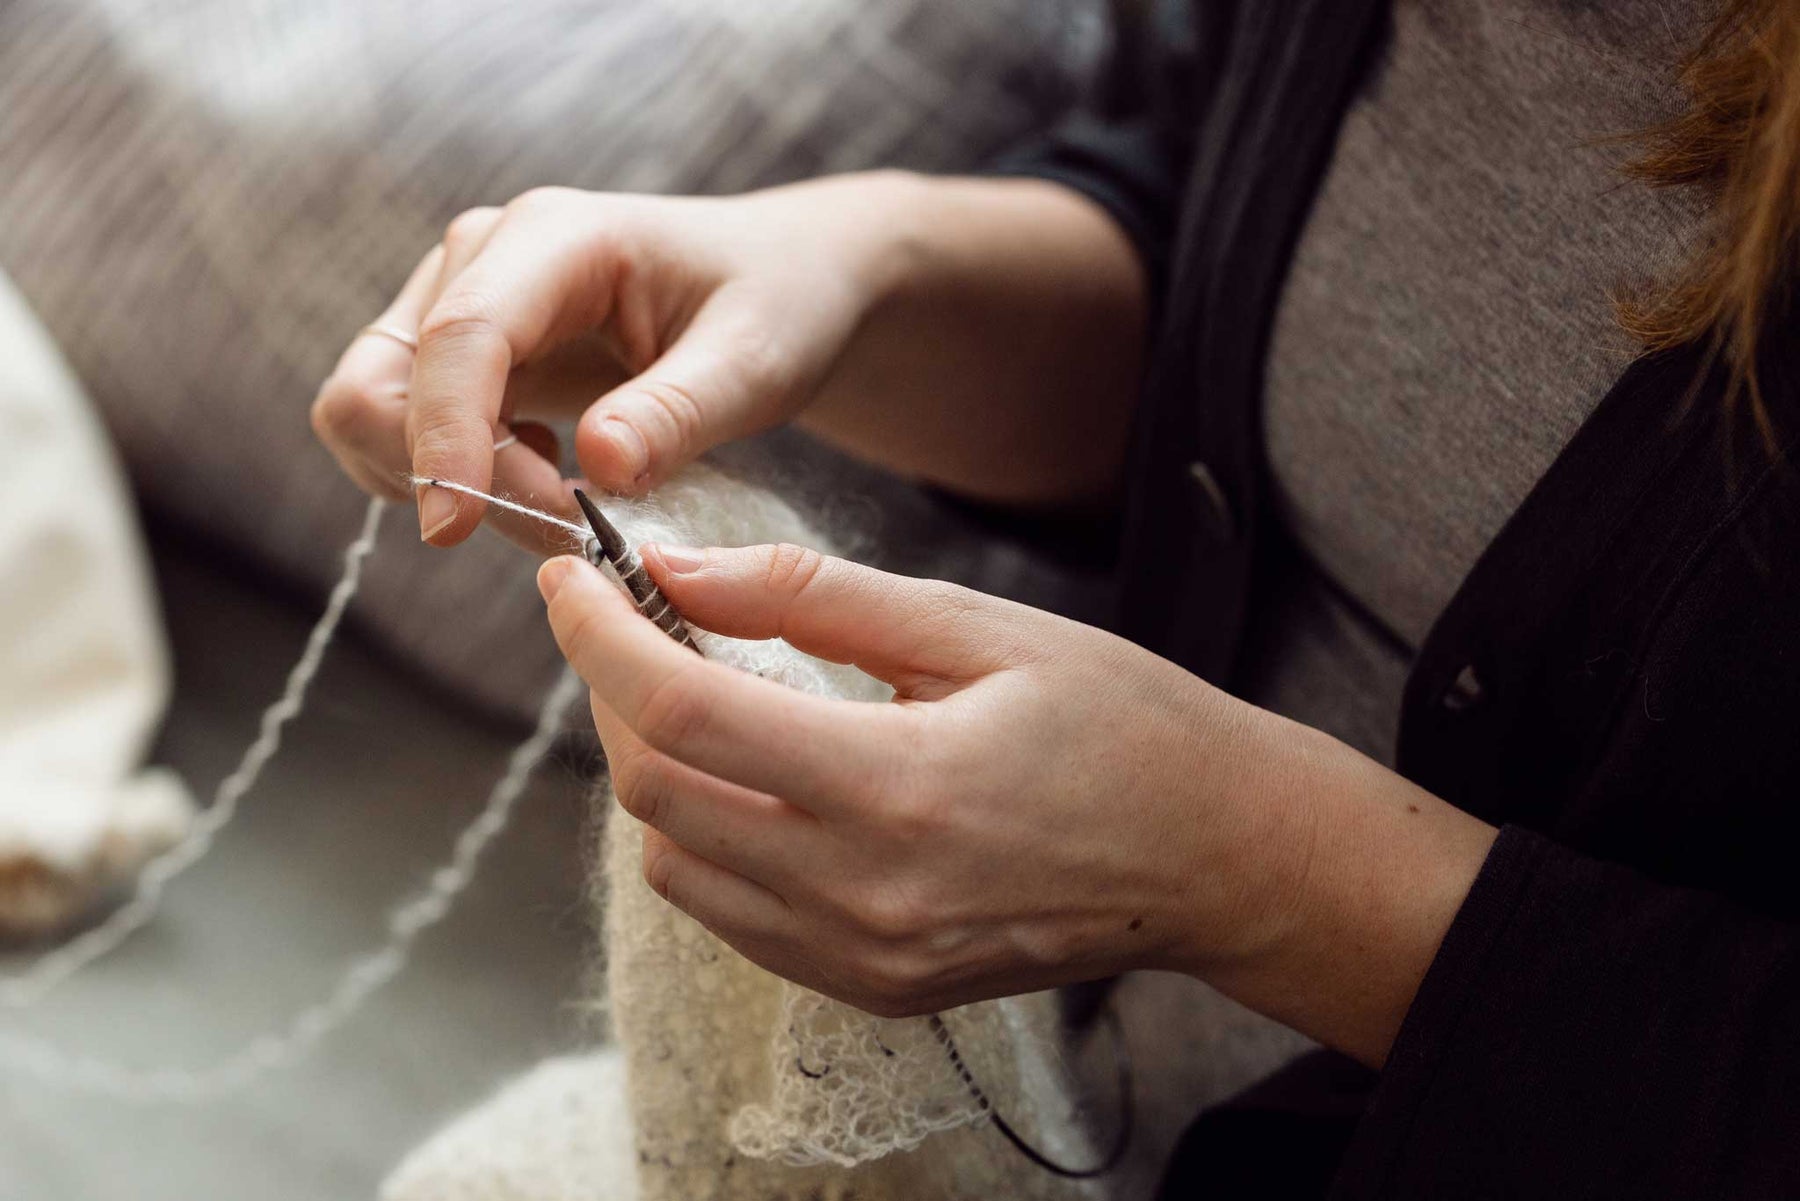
[1185,460,1234,543]
[1438,664,1484,713]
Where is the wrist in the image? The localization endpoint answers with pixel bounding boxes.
[839,168,943,312]
[749,169,940,318]
[775,168,1145,502]
[1157,703,1335,977]
[1170,704,1498,1066]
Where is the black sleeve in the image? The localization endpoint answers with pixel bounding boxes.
[989,110,1185,296]
[1333,825,1800,1199]
[986,0,1214,301]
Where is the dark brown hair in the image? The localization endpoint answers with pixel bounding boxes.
[1620,0,1800,432]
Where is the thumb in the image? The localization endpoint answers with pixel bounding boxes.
[639,542,1019,688]
[574,291,803,493]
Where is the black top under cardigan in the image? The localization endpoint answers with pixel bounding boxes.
[1000,1,1800,1196]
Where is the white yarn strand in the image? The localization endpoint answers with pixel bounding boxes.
[0,496,389,1009]
[407,475,592,545]
[0,668,584,1102]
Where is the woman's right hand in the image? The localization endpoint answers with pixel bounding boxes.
[312,174,914,549]
[312,170,1147,553]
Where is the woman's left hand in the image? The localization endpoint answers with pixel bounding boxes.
[537,543,1496,1063]
[538,540,1309,1010]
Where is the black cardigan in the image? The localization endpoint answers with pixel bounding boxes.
[1003,0,1800,1196]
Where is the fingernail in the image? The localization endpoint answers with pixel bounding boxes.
[537,556,576,603]
[601,418,648,481]
[418,486,457,542]
[650,544,706,574]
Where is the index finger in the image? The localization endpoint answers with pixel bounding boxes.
[409,192,618,544]
[539,555,906,815]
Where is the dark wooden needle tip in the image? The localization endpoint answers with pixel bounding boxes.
[573,488,630,565]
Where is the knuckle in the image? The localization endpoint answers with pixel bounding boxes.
[405,413,476,470]
[641,841,676,900]
[636,667,709,754]
[849,883,929,943]
[851,952,932,1018]
[417,301,503,349]
[613,752,672,830]
[309,380,355,441]
[762,543,825,600]
[933,586,992,636]
[443,206,499,251]
[507,185,574,218]
[631,378,706,457]
[898,585,993,663]
[310,376,384,443]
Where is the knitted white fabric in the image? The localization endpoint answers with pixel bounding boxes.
[591,467,1110,1201]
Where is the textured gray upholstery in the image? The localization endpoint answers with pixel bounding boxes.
[0,0,1102,721]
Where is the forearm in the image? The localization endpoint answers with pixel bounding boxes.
[1182,713,1499,1068]
[796,171,1149,506]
